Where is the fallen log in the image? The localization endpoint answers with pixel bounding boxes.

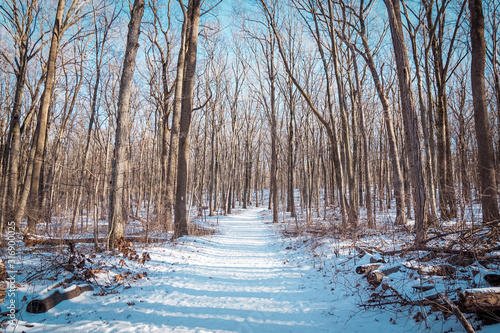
[366,265,401,288]
[356,264,381,275]
[418,251,437,262]
[26,285,94,313]
[0,282,6,303]
[458,288,500,314]
[429,264,457,277]
[412,285,435,292]
[0,308,19,316]
[0,260,5,280]
[383,245,500,258]
[367,271,385,288]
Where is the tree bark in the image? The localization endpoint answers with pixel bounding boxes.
[164,14,187,231]
[108,0,145,249]
[469,0,500,225]
[402,6,439,225]
[424,0,465,221]
[173,0,202,238]
[325,0,357,227]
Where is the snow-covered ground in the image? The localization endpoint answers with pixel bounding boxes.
[5,207,500,332]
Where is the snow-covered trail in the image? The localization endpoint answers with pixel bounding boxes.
[21,208,335,332]
[151,208,333,332]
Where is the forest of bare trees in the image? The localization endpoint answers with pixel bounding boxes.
[0,0,499,247]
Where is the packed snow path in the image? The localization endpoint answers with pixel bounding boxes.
[21,208,336,332]
[153,208,334,332]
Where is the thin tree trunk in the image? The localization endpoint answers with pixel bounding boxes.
[424,0,465,220]
[70,55,99,234]
[356,7,406,225]
[327,2,356,227]
[0,0,38,231]
[350,48,373,228]
[404,13,439,225]
[270,40,278,223]
[286,77,296,217]
[384,0,428,243]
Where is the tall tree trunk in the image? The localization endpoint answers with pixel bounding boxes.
[173,0,201,238]
[469,0,500,225]
[384,0,428,244]
[208,116,215,216]
[25,0,67,233]
[4,48,27,228]
[488,4,500,183]
[326,0,357,227]
[164,17,187,231]
[108,0,145,248]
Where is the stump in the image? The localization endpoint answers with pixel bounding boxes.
[26,285,94,313]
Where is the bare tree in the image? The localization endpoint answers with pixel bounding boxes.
[22,0,88,233]
[384,0,428,243]
[146,0,176,231]
[108,0,145,248]
[349,47,373,227]
[260,0,350,226]
[173,0,202,238]
[340,0,407,226]
[469,0,500,225]
[0,0,42,231]
[423,0,466,220]
[485,1,500,181]
[71,2,118,234]
[401,2,439,225]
